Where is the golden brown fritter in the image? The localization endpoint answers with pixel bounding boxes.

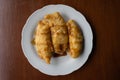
[34,20,53,64]
[66,20,83,58]
[44,12,68,54]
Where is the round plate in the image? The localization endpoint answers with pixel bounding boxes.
[21,4,93,76]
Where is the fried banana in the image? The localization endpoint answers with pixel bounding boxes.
[44,12,68,54]
[66,20,83,58]
[34,20,53,64]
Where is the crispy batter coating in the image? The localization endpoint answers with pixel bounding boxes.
[44,12,68,54]
[34,20,53,64]
[66,20,83,58]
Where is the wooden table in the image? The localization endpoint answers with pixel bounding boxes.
[0,0,120,80]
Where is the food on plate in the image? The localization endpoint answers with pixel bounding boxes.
[44,12,68,55]
[32,12,84,64]
[34,20,53,64]
[66,20,83,58]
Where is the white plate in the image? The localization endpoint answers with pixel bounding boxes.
[21,4,93,76]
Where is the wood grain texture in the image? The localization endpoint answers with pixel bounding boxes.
[0,0,120,80]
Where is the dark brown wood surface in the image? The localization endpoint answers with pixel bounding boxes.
[0,0,120,80]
